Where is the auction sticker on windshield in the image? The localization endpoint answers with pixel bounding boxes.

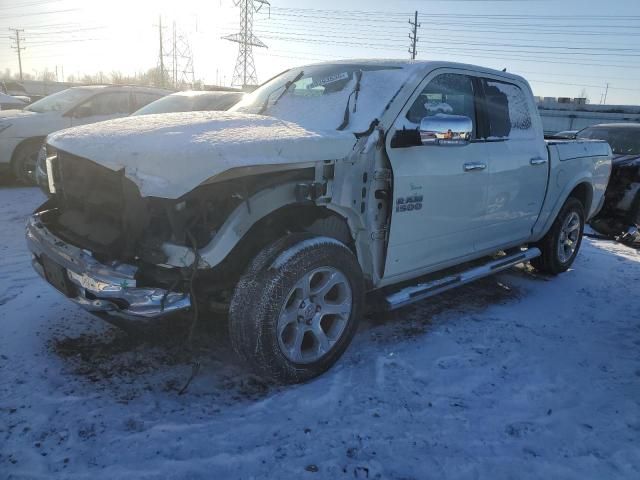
[309,72,349,89]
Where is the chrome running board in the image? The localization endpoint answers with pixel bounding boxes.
[384,248,541,310]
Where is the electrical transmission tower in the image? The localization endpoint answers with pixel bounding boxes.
[9,28,26,80]
[222,0,270,88]
[155,17,195,89]
[155,16,168,87]
[170,22,196,89]
[408,11,420,60]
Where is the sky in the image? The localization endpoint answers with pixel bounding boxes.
[0,0,639,105]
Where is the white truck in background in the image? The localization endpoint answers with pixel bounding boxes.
[26,60,611,383]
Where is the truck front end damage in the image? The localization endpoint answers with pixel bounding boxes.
[25,147,232,323]
[26,145,322,323]
[26,211,191,320]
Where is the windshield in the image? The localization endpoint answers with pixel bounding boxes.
[133,92,243,115]
[24,87,95,113]
[229,63,406,131]
[578,126,640,155]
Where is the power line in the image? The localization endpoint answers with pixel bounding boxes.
[242,28,640,60]
[267,6,640,21]
[0,8,80,19]
[258,10,640,30]
[0,0,64,11]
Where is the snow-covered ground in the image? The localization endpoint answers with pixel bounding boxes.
[1,186,639,479]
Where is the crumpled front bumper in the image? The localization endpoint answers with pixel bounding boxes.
[25,210,191,322]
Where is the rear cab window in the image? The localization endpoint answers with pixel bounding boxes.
[481,78,535,140]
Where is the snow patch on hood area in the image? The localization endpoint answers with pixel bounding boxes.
[47,111,357,198]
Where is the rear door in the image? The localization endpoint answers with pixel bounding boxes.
[475,77,548,250]
[384,70,491,279]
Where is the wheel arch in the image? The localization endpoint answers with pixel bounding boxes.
[187,184,367,286]
[10,136,45,166]
[568,181,593,215]
[532,178,594,241]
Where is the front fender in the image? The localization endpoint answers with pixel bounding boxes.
[161,182,302,268]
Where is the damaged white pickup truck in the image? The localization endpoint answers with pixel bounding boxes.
[26,60,612,382]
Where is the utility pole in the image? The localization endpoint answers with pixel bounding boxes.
[603,82,610,104]
[172,20,178,88]
[157,16,165,87]
[9,28,25,81]
[409,11,420,60]
[222,0,270,88]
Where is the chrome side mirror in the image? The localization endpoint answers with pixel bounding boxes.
[420,114,472,145]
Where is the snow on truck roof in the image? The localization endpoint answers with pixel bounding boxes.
[294,59,529,84]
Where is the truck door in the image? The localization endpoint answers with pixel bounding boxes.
[383,71,491,279]
[476,77,548,251]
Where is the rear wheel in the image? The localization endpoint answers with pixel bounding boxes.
[228,233,364,383]
[532,197,585,275]
[12,138,42,185]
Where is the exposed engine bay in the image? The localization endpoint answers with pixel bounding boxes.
[40,148,317,292]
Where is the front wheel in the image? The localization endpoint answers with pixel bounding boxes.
[228,234,364,383]
[532,197,585,275]
[12,139,42,185]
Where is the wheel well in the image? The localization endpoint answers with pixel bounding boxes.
[202,204,354,289]
[568,182,593,214]
[10,136,45,166]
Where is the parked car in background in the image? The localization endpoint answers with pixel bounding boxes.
[1,80,32,100]
[578,123,640,245]
[0,85,170,184]
[27,60,611,383]
[0,92,29,111]
[132,90,244,115]
[34,90,244,191]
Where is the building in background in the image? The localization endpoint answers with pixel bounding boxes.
[537,97,640,134]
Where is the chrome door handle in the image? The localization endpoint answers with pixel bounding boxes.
[463,162,487,172]
[530,157,548,165]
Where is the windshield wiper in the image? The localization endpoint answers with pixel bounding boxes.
[258,71,304,115]
[337,70,363,131]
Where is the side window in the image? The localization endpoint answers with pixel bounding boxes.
[77,92,131,116]
[134,92,162,110]
[406,73,477,137]
[482,79,534,139]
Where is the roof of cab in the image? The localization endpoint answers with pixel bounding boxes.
[298,59,529,85]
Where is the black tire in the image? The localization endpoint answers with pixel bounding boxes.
[12,138,42,185]
[229,233,364,383]
[532,196,585,275]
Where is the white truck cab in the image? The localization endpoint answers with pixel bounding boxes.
[26,60,611,382]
